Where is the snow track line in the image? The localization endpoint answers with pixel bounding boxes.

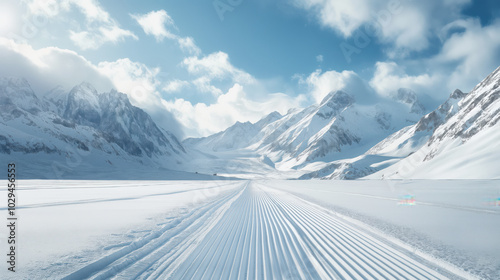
[60,182,247,280]
[63,181,469,279]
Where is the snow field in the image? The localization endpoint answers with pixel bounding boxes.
[1,180,494,279]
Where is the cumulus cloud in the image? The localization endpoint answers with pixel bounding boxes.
[300,69,377,104]
[0,38,113,93]
[182,51,256,96]
[183,52,254,82]
[370,19,500,101]
[26,0,137,50]
[97,58,161,106]
[294,0,372,37]
[69,26,136,50]
[293,0,471,54]
[436,18,500,92]
[0,38,302,138]
[370,62,439,98]
[163,79,190,93]
[131,10,176,41]
[177,36,201,56]
[132,10,201,56]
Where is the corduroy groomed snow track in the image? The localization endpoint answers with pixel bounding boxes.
[63,181,459,280]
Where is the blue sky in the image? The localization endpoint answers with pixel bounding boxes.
[0,0,500,138]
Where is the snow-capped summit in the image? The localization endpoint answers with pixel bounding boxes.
[449,88,466,99]
[316,90,355,119]
[394,88,426,114]
[64,82,102,126]
[254,111,282,128]
[414,88,466,133]
[98,90,183,157]
[0,77,45,115]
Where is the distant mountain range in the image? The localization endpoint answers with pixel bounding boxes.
[0,78,211,179]
[2,66,500,179]
[185,66,500,180]
[185,85,428,178]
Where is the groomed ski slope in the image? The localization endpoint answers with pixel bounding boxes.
[61,181,466,280]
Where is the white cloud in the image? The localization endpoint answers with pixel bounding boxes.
[71,0,111,22]
[25,0,137,49]
[97,58,160,106]
[182,51,255,96]
[436,18,500,92]
[0,37,113,93]
[295,0,371,37]
[26,0,68,17]
[131,10,176,41]
[164,84,305,137]
[293,0,471,54]
[316,54,323,63]
[301,69,377,104]
[132,10,201,56]
[183,52,254,82]
[369,19,500,101]
[0,38,301,138]
[177,36,201,56]
[70,26,136,50]
[163,79,190,93]
[381,7,429,54]
[192,76,223,96]
[370,61,439,98]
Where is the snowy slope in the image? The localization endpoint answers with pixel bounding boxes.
[254,88,426,169]
[369,66,500,179]
[367,89,466,158]
[297,88,468,180]
[0,77,193,179]
[186,88,426,179]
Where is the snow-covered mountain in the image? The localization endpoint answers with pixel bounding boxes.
[368,66,500,179]
[252,90,425,169]
[5,64,499,180]
[192,65,500,180]
[298,88,467,179]
[0,78,199,179]
[183,111,282,152]
[185,87,427,178]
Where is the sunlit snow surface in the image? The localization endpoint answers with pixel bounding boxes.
[1,180,498,279]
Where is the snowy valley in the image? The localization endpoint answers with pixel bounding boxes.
[2,66,500,180]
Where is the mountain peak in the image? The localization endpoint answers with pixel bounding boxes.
[266,111,282,119]
[394,88,425,114]
[395,88,417,103]
[72,82,98,96]
[449,89,466,99]
[45,85,67,101]
[0,76,42,115]
[319,90,354,107]
[255,111,282,127]
[0,76,31,88]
